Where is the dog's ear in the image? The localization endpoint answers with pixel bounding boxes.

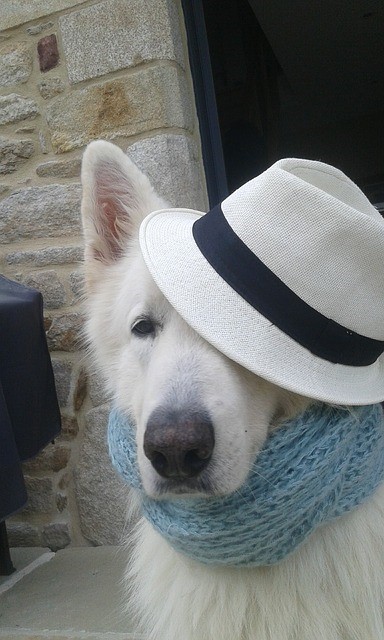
[81,140,166,288]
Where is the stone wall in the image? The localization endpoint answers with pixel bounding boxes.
[0,0,207,549]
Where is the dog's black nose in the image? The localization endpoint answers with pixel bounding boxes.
[143,407,215,479]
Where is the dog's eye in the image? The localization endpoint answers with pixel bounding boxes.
[131,317,156,337]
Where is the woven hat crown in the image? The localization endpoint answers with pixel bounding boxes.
[221,158,384,339]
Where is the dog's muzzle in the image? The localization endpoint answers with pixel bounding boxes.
[143,407,215,480]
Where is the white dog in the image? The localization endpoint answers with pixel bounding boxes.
[81,140,384,640]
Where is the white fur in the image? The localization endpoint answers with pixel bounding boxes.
[81,140,384,639]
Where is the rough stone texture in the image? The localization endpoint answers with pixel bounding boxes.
[2,0,88,30]
[0,93,39,125]
[69,269,84,302]
[21,270,66,309]
[73,366,87,411]
[0,183,81,243]
[75,404,130,545]
[127,133,208,211]
[0,136,34,174]
[38,130,49,154]
[56,492,67,512]
[60,0,183,84]
[46,312,84,351]
[23,476,54,514]
[88,370,111,407]
[26,21,54,36]
[41,522,71,551]
[60,414,79,439]
[23,443,71,473]
[38,34,59,72]
[45,65,192,153]
[0,42,32,87]
[36,157,81,178]
[51,359,72,407]
[7,522,41,547]
[5,245,83,267]
[38,76,65,100]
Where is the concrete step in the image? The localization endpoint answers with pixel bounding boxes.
[0,547,143,640]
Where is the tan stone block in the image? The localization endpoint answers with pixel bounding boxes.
[45,65,192,153]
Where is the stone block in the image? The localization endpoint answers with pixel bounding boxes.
[0,136,34,175]
[75,404,131,545]
[51,359,72,407]
[46,312,84,351]
[0,42,32,87]
[23,443,71,474]
[41,522,71,551]
[36,157,81,178]
[127,133,208,211]
[0,183,81,243]
[7,522,41,547]
[23,476,54,514]
[60,0,183,84]
[88,369,111,406]
[0,93,39,125]
[5,245,83,267]
[21,269,66,309]
[45,65,192,153]
[2,0,88,30]
[69,269,84,302]
[37,34,59,72]
[38,76,65,100]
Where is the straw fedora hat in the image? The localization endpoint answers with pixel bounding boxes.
[139,158,384,405]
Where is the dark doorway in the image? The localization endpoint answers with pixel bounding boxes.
[183,0,384,210]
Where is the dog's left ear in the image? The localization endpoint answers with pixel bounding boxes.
[81,140,166,289]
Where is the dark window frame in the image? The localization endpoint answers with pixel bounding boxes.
[181,0,228,207]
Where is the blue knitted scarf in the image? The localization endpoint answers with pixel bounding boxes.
[108,403,384,567]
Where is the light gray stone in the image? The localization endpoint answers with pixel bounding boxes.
[0,183,81,243]
[36,157,81,178]
[0,93,39,125]
[21,270,66,309]
[45,65,192,153]
[70,268,84,301]
[0,136,34,174]
[7,522,41,547]
[23,476,54,514]
[51,359,72,407]
[0,42,32,87]
[46,312,84,352]
[75,404,130,545]
[41,522,71,551]
[127,133,208,211]
[60,0,184,84]
[38,76,65,99]
[5,245,83,266]
[2,0,87,30]
[88,369,111,406]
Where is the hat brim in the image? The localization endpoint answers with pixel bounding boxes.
[139,208,384,406]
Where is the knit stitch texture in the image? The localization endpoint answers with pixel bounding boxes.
[108,403,384,566]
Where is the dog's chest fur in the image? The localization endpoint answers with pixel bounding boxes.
[128,485,384,640]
